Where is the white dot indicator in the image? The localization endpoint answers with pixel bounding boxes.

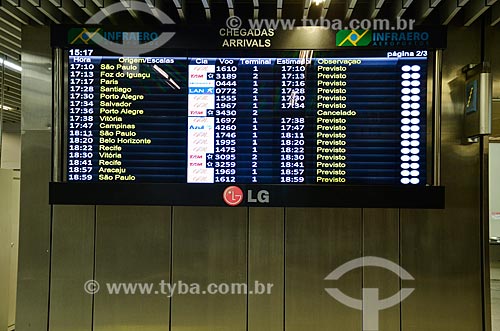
[411,103,420,109]
[402,110,411,117]
[402,65,411,71]
[411,95,420,102]
[401,155,410,161]
[411,125,420,132]
[401,178,410,184]
[402,73,411,79]
[411,73,421,79]
[402,88,411,94]
[411,133,420,139]
[410,163,420,169]
[401,125,410,132]
[401,148,410,154]
[411,80,421,87]
[410,148,420,154]
[410,178,420,184]
[411,118,420,124]
[401,170,410,176]
[410,155,420,162]
[402,103,411,109]
[401,118,411,124]
[410,140,420,147]
[402,95,411,101]
[401,163,410,169]
[410,170,419,176]
[401,133,411,139]
[401,140,410,147]
[411,65,421,71]
[411,110,420,117]
[411,88,420,94]
[402,80,411,87]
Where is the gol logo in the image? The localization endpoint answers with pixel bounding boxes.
[223,186,243,206]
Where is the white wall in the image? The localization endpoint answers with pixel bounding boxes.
[0,170,13,331]
[490,143,500,238]
[1,122,21,330]
[0,169,20,331]
[1,123,21,170]
[8,170,19,331]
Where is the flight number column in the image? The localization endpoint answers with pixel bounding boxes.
[213,58,238,183]
[67,51,98,181]
[277,59,309,183]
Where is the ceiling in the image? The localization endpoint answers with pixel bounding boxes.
[0,0,499,124]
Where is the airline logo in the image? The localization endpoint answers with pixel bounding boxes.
[187,116,214,183]
[188,65,215,87]
[188,94,215,116]
[187,168,213,183]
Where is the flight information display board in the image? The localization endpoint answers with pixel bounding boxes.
[65,49,429,186]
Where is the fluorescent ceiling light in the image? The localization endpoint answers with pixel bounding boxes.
[314,0,325,5]
[1,105,13,111]
[0,58,22,72]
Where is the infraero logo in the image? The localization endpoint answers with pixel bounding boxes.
[67,1,176,57]
[69,28,101,45]
[336,29,372,46]
[68,28,161,46]
[223,186,244,206]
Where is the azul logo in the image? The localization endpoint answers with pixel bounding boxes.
[336,30,372,47]
[223,186,270,206]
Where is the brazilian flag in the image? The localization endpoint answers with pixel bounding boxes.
[336,30,372,47]
[68,28,101,45]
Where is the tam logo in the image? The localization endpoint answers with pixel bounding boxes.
[223,186,270,206]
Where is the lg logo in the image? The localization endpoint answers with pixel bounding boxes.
[223,186,270,206]
[223,186,243,206]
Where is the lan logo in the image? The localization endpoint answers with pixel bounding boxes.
[336,30,372,47]
[68,28,101,45]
